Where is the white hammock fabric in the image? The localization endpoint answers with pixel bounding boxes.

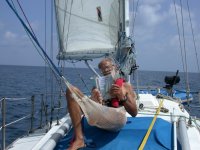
[71,93,127,131]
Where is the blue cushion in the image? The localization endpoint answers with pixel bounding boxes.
[55,117,173,150]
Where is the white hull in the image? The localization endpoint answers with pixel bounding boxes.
[7,93,200,150]
[7,114,71,150]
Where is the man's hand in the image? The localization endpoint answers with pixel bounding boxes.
[90,88,103,104]
[110,84,127,100]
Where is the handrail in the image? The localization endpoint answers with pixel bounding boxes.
[1,97,6,150]
[0,93,65,149]
[0,107,64,131]
[0,98,4,102]
[29,96,35,133]
[3,97,29,101]
[0,107,66,131]
[5,114,31,128]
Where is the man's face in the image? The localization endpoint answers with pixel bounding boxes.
[99,61,114,76]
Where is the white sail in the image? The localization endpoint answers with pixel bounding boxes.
[55,0,120,60]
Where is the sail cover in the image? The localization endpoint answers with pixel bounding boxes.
[55,0,120,60]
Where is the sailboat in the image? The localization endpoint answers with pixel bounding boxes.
[1,0,200,150]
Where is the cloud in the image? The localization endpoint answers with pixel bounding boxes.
[1,31,32,49]
[131,3,168,42]
[168,3,197,34]
[133,1,198,44]
[139,5,165,27]
[136,1,173,28]
[131,1,200,72]
[4,31,17,39]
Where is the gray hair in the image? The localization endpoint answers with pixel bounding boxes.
[98,58,114,69]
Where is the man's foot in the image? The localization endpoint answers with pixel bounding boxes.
[67,139,85,150]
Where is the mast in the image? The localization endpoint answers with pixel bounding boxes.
[119,0,129,37]
[125,0,130,37]
[121,0,126,33]
[117,0,136,81]
[117,0,125,57]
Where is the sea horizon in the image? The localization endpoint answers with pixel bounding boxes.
[0,64,199,74]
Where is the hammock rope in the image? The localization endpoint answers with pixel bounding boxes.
[5,0,74,91]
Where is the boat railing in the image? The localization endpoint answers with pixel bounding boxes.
[0,93,66,150]
[137,85,198,101]
[137,86,164,93]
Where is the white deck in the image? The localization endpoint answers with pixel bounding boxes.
[7,93,200,150]
[7,114,71,150]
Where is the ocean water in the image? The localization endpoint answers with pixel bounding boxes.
[0,65,200,147]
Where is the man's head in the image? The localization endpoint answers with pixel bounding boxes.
[98,58,116,76]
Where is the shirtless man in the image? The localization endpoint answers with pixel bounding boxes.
[66,58,137,150]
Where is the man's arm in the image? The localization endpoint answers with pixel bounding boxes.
[110,83,138,117]
[122,83,138,117]
[90,88,103,104]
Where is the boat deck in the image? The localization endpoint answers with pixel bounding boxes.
[5,94,200,150]
[55,117,174,150]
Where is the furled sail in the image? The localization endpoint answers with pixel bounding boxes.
[55,0,120,60]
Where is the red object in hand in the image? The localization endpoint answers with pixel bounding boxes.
[111,78,124,108]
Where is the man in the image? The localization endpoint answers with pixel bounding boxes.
[66,58,137,150]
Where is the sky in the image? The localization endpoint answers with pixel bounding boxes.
[0,0,200,73]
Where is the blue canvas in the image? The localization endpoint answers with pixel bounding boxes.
[55,117,173,150]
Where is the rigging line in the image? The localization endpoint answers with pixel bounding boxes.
[62,76,91,100]
[186,0,200,73]
[51,0,55,93]
[173,0,189,99]
[17,21,52,73]
[179,0,190,93]
[62,0,68,44]
[50,0,55,128]
[130,0,135,38]
[5,0,62,78]
[51,0,54,79]
[51,1,67,126]
[5,0,80,102]
[26,24,63,95]
[54,0,63,55]
[134,68,140,105]
[11,0,60,91]
[113,33,125,67]
[135,67,140,96]
[173,3,190,110]
[131,0,140,38]
[44,0,48,103]
[18,1,62,94]
[10,0,17,10]
[72,62,91,95]
[16,12,52,72]
[59,61,66,100]
[63,61,66,76]
[65,0,73,51]
[173,0,186,75]
[16,0,37,39]
[25,28,48,67]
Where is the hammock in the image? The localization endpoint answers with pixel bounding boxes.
[70,91,127,132]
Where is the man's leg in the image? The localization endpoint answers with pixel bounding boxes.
[66,87,85,150]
